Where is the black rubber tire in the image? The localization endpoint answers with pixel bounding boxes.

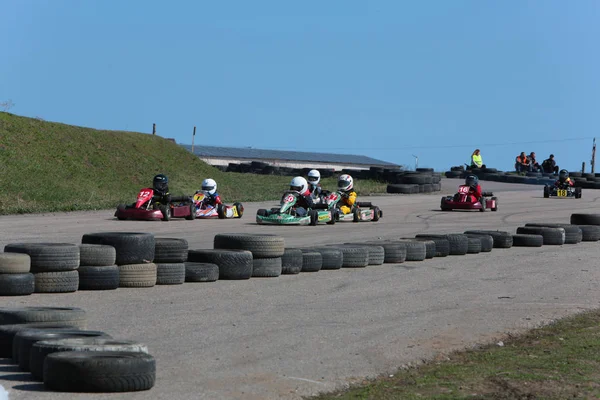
[0,273,35,296]
[234,202,244,218]
[33,270,79,293]
[160,204,171,221]
[213,233,285,258]
[30,338,148,381]
[464,234,494,252]
[404,239,435,259]
[118,263,157,288]
[371,206,381,222]
[15,329,109,371]
[343,244,385,265]
[414,237,450,257]
[524,223,582,244]
[187,249,253,280]
[516,226,565,245]
[299,250,322,272]
[463,230,513,248]
[0,307,87,328]
[386,184,420,194]
[512,234,544,247]
[352,208,361,222]
[576,225,600,241]
[415,234,468,255]
[81,232,155,266]
[257,209,268,217]
[77,266,119,290]
[0,323,78,358]
[0,252,31,273]
[395,240,427,261]
[185,202,196,220]
[333,246,369,267]
[311,247,344,270]
[252,257,282,277]
[78,244,116,267]
[364,241,406,263]
[309,210,319,226]
[3,243,79,272]
[155,263,185,285]
[466,237,481,254]
[184,262,219,282]
[281,248,303,274]
[44,351,156,392]
[154,238,188,263]
[570,213,600,225]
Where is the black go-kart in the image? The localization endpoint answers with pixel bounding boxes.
[543,184,581,199]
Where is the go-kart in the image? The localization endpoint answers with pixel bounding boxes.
[256,191,335,225]
[324,191,382,222]
[192,192,244,219]
[543,184,581,199]
[115,188,195,221]
[440,185,497,212]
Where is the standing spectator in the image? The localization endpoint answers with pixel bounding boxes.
[470,149,485,169]
[515,152,530,172]
[542,154,559,175]
[529,152,542,172]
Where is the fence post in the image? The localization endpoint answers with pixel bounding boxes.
[152,123,156,135]
[191,126,196,153]
[582,162,585,173]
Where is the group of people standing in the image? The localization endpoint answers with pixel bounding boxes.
[469,149,560,174]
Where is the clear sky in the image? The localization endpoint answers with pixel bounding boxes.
[2,1,599,172]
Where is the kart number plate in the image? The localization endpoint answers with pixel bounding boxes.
[557,189,567,197]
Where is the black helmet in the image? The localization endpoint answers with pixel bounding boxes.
[559,169,569,181]
[153,174,169,193]
[465,175,478,187]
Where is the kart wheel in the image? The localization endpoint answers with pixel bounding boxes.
[217,204,226,219]
[257,209,268,217]
[116,204,127,220]
[309,210,319,226]
[185,203,196,220]
[575,187,582,199]
[234,202,244,218]
[491,196,498,212]
[159,205,171,221]
[326,210,336,225]
[543,186,550,198]
[371,206,381,222]
[352,208,360,222]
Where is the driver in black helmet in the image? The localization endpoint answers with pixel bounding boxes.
[554,169,574,189]
[464,175,483,203]
[152,174,171,204]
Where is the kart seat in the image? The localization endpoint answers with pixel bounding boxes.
[312,203,329,210]
[356,201,372,207]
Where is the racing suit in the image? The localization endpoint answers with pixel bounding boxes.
[201,191,223,207]
[339,190,357,215]
[292,190,314,217]
[468,184,483,203]
[554,177,573,189]
[308,183,323,201]
[152,188,171,205]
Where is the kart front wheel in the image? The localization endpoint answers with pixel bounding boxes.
[543,186,550,198]
[234,202,244,218]
[491,196,498,212]
[372,206,381,222]
[217,204,226,219]
[309,210,319,226]
[326,210,336,225]
[185,203,196,220]
[116,204,127,220]
[160,205,171,221]
[352,208,360,222]
[575,187,582,199]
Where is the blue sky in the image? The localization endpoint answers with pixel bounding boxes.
[2,1,599,172]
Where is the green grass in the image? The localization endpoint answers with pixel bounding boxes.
[310,309,600,400]
[0,112,388,215]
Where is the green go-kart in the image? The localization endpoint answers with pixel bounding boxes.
[256,191,335,226]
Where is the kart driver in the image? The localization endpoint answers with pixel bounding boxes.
[554,169,574,189]
[289,176,314,217]
[337,174,357,215]
[198,178,223,207]
[152,174,171,204]
[307,169,323,200]
[464,175,483,203]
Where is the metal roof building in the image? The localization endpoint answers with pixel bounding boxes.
[181,145,398,171]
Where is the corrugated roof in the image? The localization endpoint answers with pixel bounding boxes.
[181,145,397,166]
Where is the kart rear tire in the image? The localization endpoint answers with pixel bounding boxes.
[352,208,360,222]
[372,206,381,222]
[159,205,170,221]
[234,202,244,218]
[543,186,550,198]
[575,187,582,199]
[257,208,268,217]
[309,210,318,226]
[491,196,498,211]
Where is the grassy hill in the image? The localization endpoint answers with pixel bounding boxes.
[0,112,387,215]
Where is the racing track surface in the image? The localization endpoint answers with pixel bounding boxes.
[1,179,600,400]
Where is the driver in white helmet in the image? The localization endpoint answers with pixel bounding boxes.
[288,176,314,216]
[197,178,222,208]
[337,174,357,215]
[306,169,323,200]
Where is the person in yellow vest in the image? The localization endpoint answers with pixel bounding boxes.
[470,149,485,169]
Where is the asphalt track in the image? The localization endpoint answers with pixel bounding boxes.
[1,178,599,400]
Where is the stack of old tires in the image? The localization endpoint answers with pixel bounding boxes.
[3,243,80,294]
[81,233,157,288]
[0,252,34,296]
[154,238,188,285]
[386,169,442,194]
[77,244,119,290]
[0,306,156,393]
[213,233,285,277]
[444,166,557,186]
[187,236,256,280]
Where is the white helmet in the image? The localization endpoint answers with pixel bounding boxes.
[201,178,217,195]
[307,169,321,185]
[290,176,308,194]
[337,174,353,192]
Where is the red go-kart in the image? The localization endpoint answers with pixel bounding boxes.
[193,192,244,219]
[440,185,498,212]
[115,188,195,221]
